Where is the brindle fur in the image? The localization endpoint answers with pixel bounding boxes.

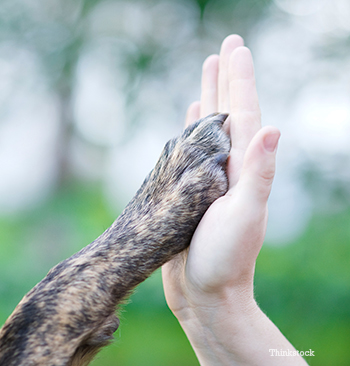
[0,113,231,366]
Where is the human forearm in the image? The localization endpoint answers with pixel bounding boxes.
[177,295,308,366]
[163,36,308,366]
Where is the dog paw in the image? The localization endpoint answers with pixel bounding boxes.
[157,112,230,200]
[125,113,231,261]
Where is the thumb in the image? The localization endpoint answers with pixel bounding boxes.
[235,126,280,205]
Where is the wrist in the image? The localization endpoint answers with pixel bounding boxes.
[173,285,259,364]
[173,288,308,366]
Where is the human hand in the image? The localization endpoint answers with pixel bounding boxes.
[163,34,276,320]
[162,35,307,365]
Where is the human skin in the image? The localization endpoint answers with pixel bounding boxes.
[162,35,309,366]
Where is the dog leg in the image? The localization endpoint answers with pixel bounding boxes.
[0,113,231,366]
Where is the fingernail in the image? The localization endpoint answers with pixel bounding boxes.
[263,132,280,153]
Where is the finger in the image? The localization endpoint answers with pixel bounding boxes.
[232,126,280,204]
[200,54,219,117]
[218,35,244,113]
[229,46,261,150]
[185,101,201,128]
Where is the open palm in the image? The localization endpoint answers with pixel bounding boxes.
[162,35,280,315]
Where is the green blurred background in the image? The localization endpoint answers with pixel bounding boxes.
[1,0,350,365]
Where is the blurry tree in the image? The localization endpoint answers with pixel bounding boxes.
[0,0,272,191]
